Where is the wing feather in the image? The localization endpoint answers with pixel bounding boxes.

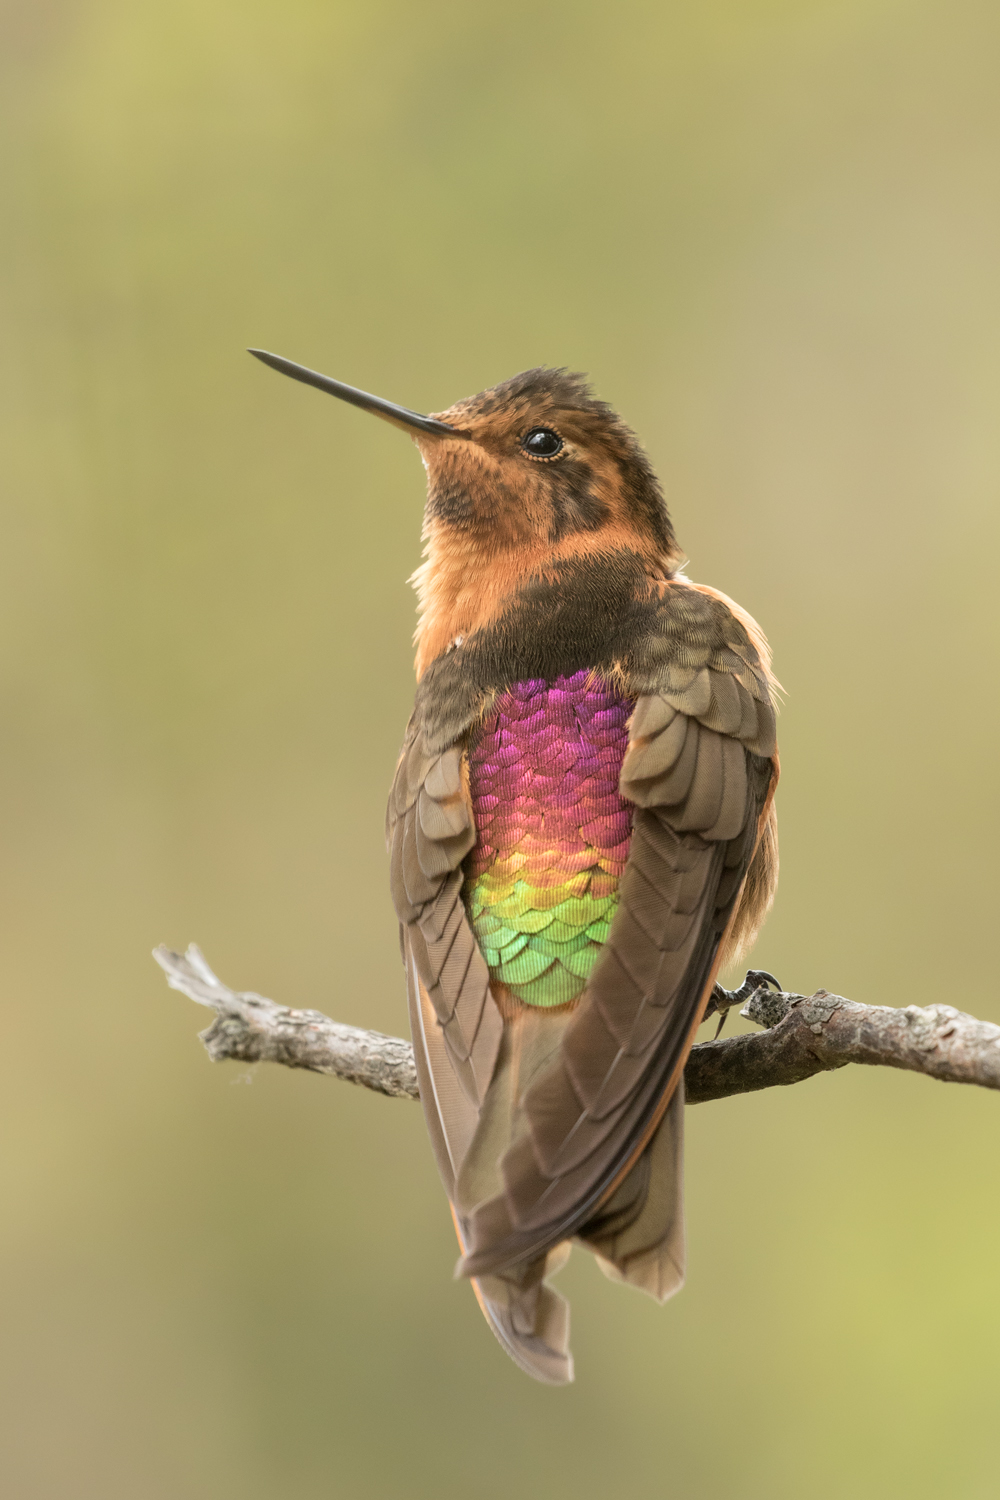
[389,727,501,1118]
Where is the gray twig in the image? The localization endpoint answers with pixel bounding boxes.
[154,945,1000,1105]
[153,945,417,1099]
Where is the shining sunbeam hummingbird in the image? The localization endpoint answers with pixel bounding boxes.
[249,347,780,1384]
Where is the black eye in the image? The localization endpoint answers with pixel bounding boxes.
[520,427,563,459]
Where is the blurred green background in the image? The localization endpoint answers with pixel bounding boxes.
[2,0,999,1495]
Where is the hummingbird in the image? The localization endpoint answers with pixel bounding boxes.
[249,348,780,1384]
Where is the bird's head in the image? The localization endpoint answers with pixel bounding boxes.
[249,352,681,673]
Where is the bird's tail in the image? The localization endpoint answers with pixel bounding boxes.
[452,1084,686,1385]
[472,1251,575,1386]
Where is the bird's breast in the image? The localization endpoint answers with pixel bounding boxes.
[462,670,634,1009]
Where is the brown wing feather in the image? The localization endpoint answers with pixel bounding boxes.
[388,723,502,1116]
[390,716,576,1383]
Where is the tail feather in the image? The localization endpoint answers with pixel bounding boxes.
[470,1248,574,1386]
[580,1086,686,1304]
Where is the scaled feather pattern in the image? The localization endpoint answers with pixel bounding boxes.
[463,672,634,1007]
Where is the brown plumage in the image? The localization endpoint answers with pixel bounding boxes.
[250,351,780,1384]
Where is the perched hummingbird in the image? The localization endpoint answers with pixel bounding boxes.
[249,349,780,1384]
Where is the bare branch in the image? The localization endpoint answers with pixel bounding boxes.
[154,945,1000,1105]
[153,945,417,1099]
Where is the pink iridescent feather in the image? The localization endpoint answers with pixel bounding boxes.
[463,671,634,1007]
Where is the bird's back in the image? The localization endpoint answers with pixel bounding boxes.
[463,671,634,1011]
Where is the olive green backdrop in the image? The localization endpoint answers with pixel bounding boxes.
[2,1,999,1496]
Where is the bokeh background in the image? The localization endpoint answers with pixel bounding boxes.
[2,1,999,1495]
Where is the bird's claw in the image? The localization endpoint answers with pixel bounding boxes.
[706,969,783,1038]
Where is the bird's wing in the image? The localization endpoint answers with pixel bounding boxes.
[458,582,779,1278]
[386,719,503,1189]
[388,718,578,1383]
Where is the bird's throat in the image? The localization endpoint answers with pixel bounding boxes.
[411,522,548,677]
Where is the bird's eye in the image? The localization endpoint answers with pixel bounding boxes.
[520,427,563,459]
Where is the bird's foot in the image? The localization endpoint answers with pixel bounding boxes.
[706,970,783,1039]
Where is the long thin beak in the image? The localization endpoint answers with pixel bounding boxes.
[247,349,464,438]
